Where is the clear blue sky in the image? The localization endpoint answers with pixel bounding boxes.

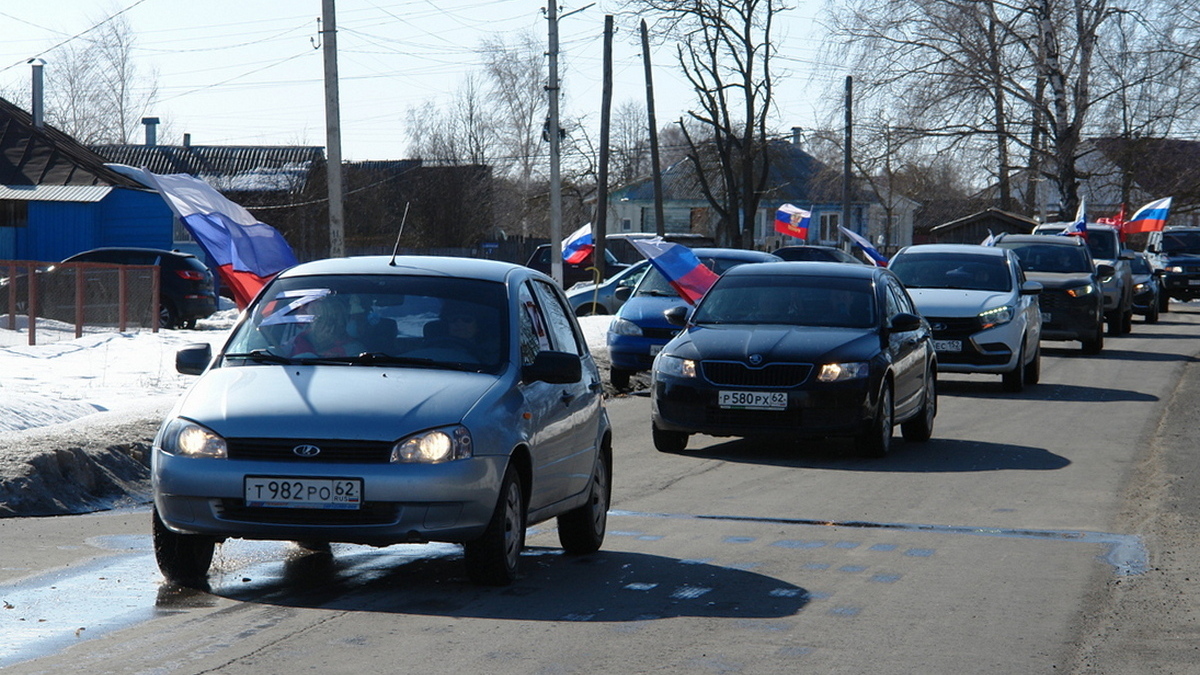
[0,0,836,161]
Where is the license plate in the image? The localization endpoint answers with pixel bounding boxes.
[649,344,664,356]
[718,390,788,410]
[933,339,962,352]
[1188,280,1200,286]
[244,476,362,510]
[1041,312,1052,323]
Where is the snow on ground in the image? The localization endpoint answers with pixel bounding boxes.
[0,310,616,437]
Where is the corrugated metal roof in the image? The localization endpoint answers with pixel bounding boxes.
[91,144,325,192]
[0,184,112,202]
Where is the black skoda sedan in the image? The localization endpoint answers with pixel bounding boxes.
[650,262,937,457]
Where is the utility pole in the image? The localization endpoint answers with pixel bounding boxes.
[641,20,665,238]
[322,0,345,258]
[594,15,614,283]
[842,76,853,244]
[547,2,563,286]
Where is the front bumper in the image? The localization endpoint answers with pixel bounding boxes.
[1037,290,1103,341]
[925,316,1022,374]
[1164,272,1200,300]
[153,450,508,546]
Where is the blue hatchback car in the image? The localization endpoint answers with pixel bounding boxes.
[606,248,781,389]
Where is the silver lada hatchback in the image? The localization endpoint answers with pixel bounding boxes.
[153,256,612,586]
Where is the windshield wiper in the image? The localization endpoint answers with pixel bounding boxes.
[224,350,294,365]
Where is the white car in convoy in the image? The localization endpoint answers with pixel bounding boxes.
[889,244,1043,392]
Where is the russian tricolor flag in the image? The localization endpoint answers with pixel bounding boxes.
[629,237,720,305]
[838,226,888,267]
[562,223,595,264]
[774,204,811,239]
[1059,197,1088,238]
[143,171,297,309]
[1124,197,1172,234]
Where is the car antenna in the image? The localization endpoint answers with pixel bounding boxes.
[389,202,411,266]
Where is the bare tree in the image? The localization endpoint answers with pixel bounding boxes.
[625,0,784,247]
[44,13,158,143]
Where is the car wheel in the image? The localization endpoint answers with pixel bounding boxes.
[575,303,608,317]
[610,368,633,391]
[1024,343,1041,385]
[464,463,526,586]
[1002,343,1026,392]
[557,444,610,554]
[1146,300,1160,324]
[900,368,936,443]
[1082,322,1104,354]
[652,422,689,453]
[855,382,893,458]
[1160,292,1170,313]
[183,318,199,330]
[153,506,215,585]
[1106,313,1121,337]
[159,300,179,329]
[1121,308,1133,334]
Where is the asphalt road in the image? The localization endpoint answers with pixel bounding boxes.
[2,306,1200,673]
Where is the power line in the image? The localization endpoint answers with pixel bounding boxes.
[0,0,154,75]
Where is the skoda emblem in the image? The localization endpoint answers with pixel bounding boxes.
[748,354,763,366]
[293,444,321,458]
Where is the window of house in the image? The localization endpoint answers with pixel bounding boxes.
[0,200,28,228]
[819,212,840,241]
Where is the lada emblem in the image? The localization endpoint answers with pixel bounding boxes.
[748,354,763,366]
[293,444,322,458]
[930,322,947,332]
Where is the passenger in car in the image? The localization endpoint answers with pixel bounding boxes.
[289,295,364,357]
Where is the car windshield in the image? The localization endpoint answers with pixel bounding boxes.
[1129,255,1152,274]
[890,253,1013,292]
[998,243,1093,273]
[1163,230,1200,255]
[1084,231,1119,259]
[692,275,876,329]
[224,274,509,373]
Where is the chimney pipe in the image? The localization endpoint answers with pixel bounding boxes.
[29,58,46,128]
[142,117,160,146]
[183,133,191,147]
[791,126,802,146]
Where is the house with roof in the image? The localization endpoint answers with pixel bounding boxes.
[927,208,1040,244]
[606,136,918,254]
[0,97,174,262]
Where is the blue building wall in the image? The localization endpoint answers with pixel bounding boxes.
[24,201,100,261]
[4,188,174,262]
[98,188,174,250]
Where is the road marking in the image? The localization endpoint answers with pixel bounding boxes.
[608,509,1148,575]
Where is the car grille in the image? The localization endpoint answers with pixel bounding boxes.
[215,499,400,525]
[925,316,981,340]
[1038,290,1073,312]
[701,361,812,387]
[226,438,393,464]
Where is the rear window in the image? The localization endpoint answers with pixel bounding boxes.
[890,252,1013,292]
[997,243,1092,273]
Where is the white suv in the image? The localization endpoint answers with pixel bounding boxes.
[890,244,1043,392]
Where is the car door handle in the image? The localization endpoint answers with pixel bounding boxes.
[561,391,577,405]
[588,380,602,392]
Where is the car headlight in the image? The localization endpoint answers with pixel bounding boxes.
[817,362,870,382]
[1167,266,1184,273]
[1066,283,1096,297]
[978,304,1014,329]
[656,354,697,378]
[608,317,643,337]
[1133,282,1150,293]
[159,418,227,458]
[391,425,473,463]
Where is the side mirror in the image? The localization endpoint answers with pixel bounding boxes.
[1095,263,1116,279]
[614,286,633,302]
[890,312,922,332]
[523,350,582,384]
[1119,249,1136,260]
[663,305,690,327]
[1020,280,1043,295]
[176,343,213,375]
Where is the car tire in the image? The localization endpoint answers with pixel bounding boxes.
[610,368,633,391]
[1002,343,1026,392]
[1160,292,1170,313]
[856,383,893,458]
[464,463,526,586]
[557,444,610,554]
[575,303,608,317]
[1024,343,1041,385]
[153,506,215,585]
[1082,323,1104,354]
[1106,313,1121,337]
[652,422,689,453]
[1121,308,1133,334]
[159,299,179,329]
[900,368,936,443]
[1146,300,1160,324]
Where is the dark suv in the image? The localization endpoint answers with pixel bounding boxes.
[1161,228,1200,301]
[62,248,218,329]
[994,235,1106,354]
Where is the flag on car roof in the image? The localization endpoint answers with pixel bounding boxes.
[1097,203,1127,227]
[774,204,811,239]
[1124,197,1172,234]
[981,229,996,246]
[562,223,595,264]
[1060,198,1088,238]
[143,171,298,309]
[838,225,888,267]
[629,237,720,305]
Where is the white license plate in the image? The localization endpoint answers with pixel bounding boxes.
[933,339,962,352]
[244,476,362,510]
[1188,280,1200,286]
[718,390,788,410]
[649,344,664,356]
